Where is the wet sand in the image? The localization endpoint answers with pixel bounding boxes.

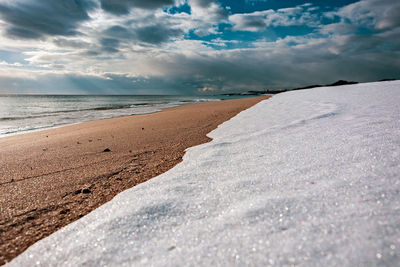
[0,96,269,264]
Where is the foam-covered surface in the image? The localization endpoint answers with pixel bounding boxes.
[8,81,400,266]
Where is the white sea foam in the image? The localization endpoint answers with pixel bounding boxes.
[8,81,400,266]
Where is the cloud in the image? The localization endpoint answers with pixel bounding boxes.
[0,67,194,94]
[0,0,96,39]
[134,24,183,44]
[186,0,228,36]
[1,34,399,95]
[190,0,227,20]
[318,0,400,59]
[104,26,132,39]
[229,10,271,32]
[0,60,22,67]
[151,36,399,92]
[229,4,317,32]
[102,22,184,47]
[321,0,400,38]
[190,0,215,8]
[53,38,92,49]
[100,0,174,15]
[336,0,400,31]
[100,38,120,53]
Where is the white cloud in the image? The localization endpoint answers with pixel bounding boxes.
[187,0,228,36]
[229,4,318,32]
[337,0,400,30]
[0,60,22,67]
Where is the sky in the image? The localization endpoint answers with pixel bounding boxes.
[0,0,399,95]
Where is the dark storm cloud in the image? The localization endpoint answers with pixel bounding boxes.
[81,50,101,57]
[100,0,174,15]
[134,24,183,44]
[103,24,183,45]
[237,15,267,30]
[104,26,132,39]
[100,38,120,53]
[138,25,400,92]
[6,26,41,39]
[53,38,91,49]
[0,0,96,39]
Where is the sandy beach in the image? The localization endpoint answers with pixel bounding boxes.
[0,96,268,264]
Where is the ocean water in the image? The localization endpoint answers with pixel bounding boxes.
[0,95,223,137]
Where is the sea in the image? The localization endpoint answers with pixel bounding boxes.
[0,95,234,138]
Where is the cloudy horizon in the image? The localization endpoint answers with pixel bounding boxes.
[0,0,399,95]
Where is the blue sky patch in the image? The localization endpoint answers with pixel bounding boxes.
[165,2,191,15]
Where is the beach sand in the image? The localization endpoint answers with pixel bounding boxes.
[0,96,268,264]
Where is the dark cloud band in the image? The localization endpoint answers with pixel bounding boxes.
[0,0,96,39]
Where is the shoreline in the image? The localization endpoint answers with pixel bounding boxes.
[0,95,269,265]
[0,110,165,139]
[0,98,223,139]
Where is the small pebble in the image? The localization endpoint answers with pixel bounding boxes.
[82,188,91,194]
[59,209,70,215]
[26,216,36,221]
[74,189,82,195]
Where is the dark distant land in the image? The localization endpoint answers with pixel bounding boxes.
[221,78,397,96]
